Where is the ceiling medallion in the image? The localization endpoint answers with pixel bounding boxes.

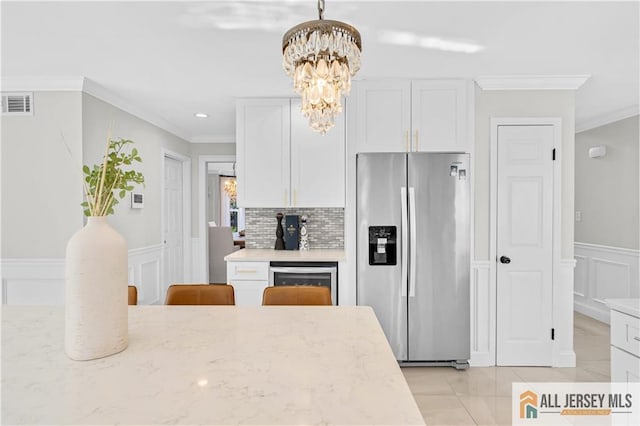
[282,0,362,134]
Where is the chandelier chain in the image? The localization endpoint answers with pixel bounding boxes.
[282,0,361,133]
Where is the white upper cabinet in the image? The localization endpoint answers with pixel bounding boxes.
[290,99,345,208]
[236,98,346,208]
[353,79,469,153]
[236,98,291,208]
[355,80,411,153]
[411,80,468,152]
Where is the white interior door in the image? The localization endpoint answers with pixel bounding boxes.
[496,125,554,366]
[164,156,184,293]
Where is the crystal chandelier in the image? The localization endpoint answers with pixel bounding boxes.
[223,177,237,201]
[282,0,362,134]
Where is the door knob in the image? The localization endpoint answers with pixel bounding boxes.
[499,256,511,264]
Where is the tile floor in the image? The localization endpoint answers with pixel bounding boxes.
[402,312,610,425]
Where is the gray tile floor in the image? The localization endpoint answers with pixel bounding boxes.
[402,312,610,425]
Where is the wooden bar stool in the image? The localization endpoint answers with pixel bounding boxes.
[128,286,138,305]
[165,284,235,305]
[262,286,332,306]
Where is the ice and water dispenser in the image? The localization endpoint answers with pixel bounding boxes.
[368,226,397,265]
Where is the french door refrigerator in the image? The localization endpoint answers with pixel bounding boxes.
[356,153,470,368]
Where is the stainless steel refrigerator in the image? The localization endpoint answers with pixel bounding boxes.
[356,153,470,368]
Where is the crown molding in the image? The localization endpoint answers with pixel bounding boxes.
[575,105,639,133]
[475,75,590,90]
[1,76,192,142]
[81,78,191,142]
[191,135,235,144]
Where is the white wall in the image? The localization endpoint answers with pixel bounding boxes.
[1,91,84,258]
[573,115,639,322]
[82,93,192,249]
[474,88,576,259]
[575,115,639,249]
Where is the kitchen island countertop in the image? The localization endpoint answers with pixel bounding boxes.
[225,248,346,262]
[2,305,423,425]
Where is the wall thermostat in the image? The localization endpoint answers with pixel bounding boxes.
[131,192,144,209]
[588,145,607,158]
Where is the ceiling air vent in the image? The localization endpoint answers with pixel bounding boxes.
[1,92,33,115]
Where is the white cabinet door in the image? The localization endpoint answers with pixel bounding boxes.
[355,80,411,153]
[290,98,346,207]
[611,346,640,383]
[412,80,467,152]
[352,79,468,153]
[236,98,291,207]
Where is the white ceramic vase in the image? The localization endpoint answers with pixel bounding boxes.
[65,216,128,360]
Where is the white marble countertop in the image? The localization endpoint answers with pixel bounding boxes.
[2,305,424,425]
[225,248,346,262]
[605,298,640,318]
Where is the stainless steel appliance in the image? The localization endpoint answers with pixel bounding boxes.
[357,153,470,368]
[269,262,338,305]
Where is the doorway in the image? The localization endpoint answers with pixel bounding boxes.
[197,155,242,282]
[492,120,558,366]
[162,151,191,299]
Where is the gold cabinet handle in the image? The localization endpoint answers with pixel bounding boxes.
[414,130,419,152]
[236,269,257,274]
[293,189,297,207]
[284,189,288,207]
[405,130,409,152]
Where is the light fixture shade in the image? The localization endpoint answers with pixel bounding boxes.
[282,1,362,134]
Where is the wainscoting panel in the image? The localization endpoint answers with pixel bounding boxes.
[1,259,65,305]
[574,242,640,324]
[128,244,163,305]
[470,260,494,367]
[469,258,576,367]
[1,244,164,305]
[554,259,577,367]
[574,255,588,297]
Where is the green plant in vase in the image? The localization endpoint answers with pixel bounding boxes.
[82,138,144,216]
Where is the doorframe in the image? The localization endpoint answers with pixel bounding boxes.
[160,149,192,291]
[489,117,562,365]
[197,155,236,282]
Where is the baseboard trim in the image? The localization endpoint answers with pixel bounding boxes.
[469,353,494,367]
[575,300,611,324]
[553,350,577,368]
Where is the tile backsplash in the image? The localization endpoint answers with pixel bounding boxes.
[245,208,344,249]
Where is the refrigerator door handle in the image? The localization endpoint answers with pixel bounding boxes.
[409,187,417,297]
[401,187,408,297]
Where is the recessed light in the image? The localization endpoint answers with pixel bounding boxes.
[194,113,209,118]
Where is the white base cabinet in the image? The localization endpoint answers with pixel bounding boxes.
[227,261,270,306]
[607,302,640,383]
[611,346,640,382]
